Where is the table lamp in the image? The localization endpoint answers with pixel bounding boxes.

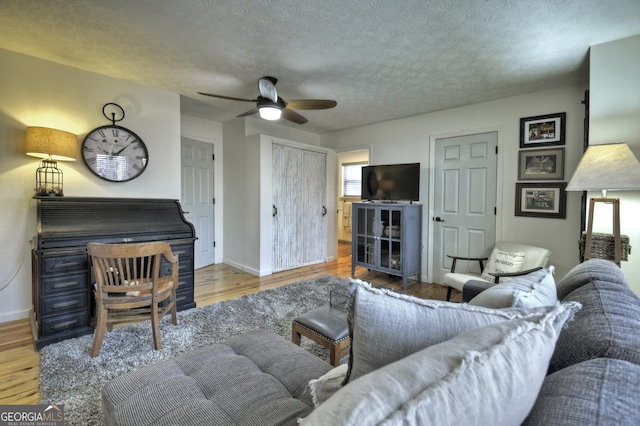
[25,126,77,197]
[566,143,640,265]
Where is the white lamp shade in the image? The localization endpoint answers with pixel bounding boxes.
[25,127,77,162]
[566,143,640,192]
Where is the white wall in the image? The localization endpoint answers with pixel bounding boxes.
[222,117,337,275]
[0,49,182,322]
[589,35,640,294]
[321,84,588,281]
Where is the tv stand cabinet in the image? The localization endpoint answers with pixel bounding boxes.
[351,203,422,289]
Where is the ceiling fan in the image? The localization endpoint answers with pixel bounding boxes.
[198,76,337,124]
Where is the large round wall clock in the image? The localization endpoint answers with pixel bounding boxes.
[81,103,149,182]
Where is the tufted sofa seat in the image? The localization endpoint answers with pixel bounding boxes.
[102,330,332,426]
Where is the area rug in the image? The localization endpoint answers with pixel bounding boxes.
[39,275,351,426]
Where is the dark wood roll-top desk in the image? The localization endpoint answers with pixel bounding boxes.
[30,197,196,350]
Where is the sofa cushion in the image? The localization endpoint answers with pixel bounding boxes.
[102,330,332,426]
[480,249,525,282]
[555,258,622,300]
[550,260,640,373]
[469,267,557,309]
[345,279,552,383]
[523,358,640,425]
[300,302,578,426]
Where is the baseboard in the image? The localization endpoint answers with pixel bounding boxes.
[222,259,269,277]
[0,308,30,324]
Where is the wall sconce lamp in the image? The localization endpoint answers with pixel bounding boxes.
[25,126,77,197]
[566,143,640,265]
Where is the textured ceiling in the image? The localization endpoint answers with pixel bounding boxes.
[1,0,639,134]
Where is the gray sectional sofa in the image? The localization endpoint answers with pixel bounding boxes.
[102,259,640,425]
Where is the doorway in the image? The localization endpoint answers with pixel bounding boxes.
[181,137,215,269]
[336,149,369,244]
[431,132,498,284]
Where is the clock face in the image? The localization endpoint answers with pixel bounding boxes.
[81,125,148,182]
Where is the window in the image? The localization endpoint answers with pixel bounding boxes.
[342,162,366,197]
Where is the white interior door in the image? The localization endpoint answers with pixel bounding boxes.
[432,132,497,284]
[181,137,215,269]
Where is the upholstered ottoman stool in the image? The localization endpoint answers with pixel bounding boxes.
[292,297,350,367]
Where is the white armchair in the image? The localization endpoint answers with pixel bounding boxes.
[442,241,551,301]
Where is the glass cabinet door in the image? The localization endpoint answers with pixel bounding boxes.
[379,208,402,271]
[356,206,378,265]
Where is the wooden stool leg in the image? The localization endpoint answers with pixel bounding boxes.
[291,323,302,346]
[329,344,340,367]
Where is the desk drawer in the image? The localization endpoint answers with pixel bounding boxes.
[43,272,88,295]
[42,311,90,336]
[176,286,194,310]
[42,292,89,317]
[171,244,193,271]
[43,253,87,274]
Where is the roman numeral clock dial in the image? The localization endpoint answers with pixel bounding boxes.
[81,103,150,182]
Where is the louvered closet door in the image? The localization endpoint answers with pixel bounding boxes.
[272,143,326,272]
[302,150,327,264]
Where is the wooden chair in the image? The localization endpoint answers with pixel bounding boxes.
[88,241,179,357]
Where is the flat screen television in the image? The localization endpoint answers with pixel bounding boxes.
[361,163,420,201]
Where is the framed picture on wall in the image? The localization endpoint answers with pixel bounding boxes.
[520,112,566,148]
[517,148,565,180]
[515,182,567,219]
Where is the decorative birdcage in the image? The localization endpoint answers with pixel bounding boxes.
[35,158,64,196]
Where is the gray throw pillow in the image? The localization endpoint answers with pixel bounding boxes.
[344,279,552,383]
[469,267,557,309]
[300,302,579,426]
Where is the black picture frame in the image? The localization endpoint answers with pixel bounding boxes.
[517,148,565,181]
[520,112,566,148]
[515,182,567,219]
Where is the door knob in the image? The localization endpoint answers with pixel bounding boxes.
[433,216,446,222]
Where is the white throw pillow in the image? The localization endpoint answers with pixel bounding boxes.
[480,250,525,282]
[307,364,348,407]
[469,266,558,309]
[299,302,580,426]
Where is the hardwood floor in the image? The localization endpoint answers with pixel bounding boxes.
[0,243,456,404]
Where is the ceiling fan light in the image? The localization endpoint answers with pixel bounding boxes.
[259,106,282,121]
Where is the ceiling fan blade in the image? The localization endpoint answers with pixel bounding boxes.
[236,108,259,118]
[286,99,337,110]
[197,92,257,103]
[282,108,308,124]
[258,77,278,103]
